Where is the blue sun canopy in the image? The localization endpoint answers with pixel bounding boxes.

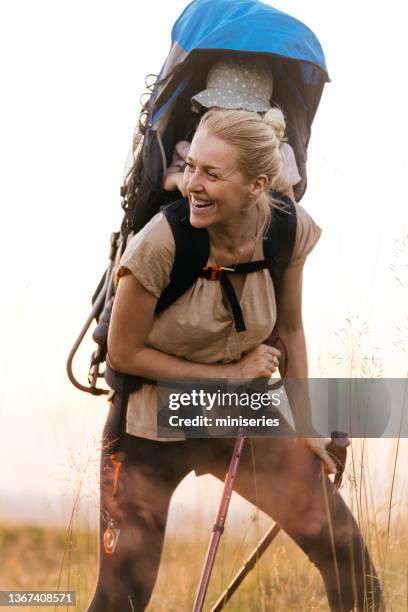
[171,0,329,79]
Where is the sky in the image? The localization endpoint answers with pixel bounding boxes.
[0,0,407,527]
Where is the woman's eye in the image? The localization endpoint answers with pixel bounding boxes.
[185,162,194,171]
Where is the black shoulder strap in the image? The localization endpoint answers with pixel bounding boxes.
[155,198,210,315]
[264,192,297,296]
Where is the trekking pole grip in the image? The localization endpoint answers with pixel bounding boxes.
[326,431,350,488]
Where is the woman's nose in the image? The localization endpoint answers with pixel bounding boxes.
[186,169,203,192]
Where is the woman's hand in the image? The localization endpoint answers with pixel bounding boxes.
[228,344,281,379]
[302,437,337,474]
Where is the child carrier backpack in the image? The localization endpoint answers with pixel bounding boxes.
[66,0,329,397]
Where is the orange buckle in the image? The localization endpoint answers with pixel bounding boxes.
[202,265,221,280]
[203,265,233,280]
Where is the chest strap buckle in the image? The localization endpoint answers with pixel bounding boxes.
[202,265,235,280]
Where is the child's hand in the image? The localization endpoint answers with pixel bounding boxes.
[163,171,186,195]
[175,172,187,196]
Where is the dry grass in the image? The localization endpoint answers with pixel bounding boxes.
[1,492,408,611]
[0,524,97,611]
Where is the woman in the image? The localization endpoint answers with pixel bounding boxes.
[88,110,382,611]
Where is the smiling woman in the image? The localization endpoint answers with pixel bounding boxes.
[86,108,383,611]
[186,132,262,272]
[186,109,284,265]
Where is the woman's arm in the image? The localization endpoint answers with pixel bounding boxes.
[273,260,309,423]
[108,273,228,379]
[108,273,280,381]
[273,261,336,472]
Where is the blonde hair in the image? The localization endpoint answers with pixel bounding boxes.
[263,107,286,142]
[197,108,286,235]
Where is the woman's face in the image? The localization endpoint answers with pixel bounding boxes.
[184,129,260,229]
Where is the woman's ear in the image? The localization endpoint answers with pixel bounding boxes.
[249,175,269,198]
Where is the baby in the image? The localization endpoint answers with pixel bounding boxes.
[163,57,301,201]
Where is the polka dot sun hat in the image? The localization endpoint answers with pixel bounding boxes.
[191,57,273,113]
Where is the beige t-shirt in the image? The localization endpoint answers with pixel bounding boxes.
[118,203,322,440]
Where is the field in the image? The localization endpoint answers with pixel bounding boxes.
[2,440,408,612]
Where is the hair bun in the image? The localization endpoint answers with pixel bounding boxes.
[262,107,286,142]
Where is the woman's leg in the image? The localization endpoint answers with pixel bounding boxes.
[87,401,192,612]
[208,436,382,612]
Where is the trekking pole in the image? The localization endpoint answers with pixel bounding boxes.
[192,335,288,611]
[209,431,350,611]
[192,434,246,612]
